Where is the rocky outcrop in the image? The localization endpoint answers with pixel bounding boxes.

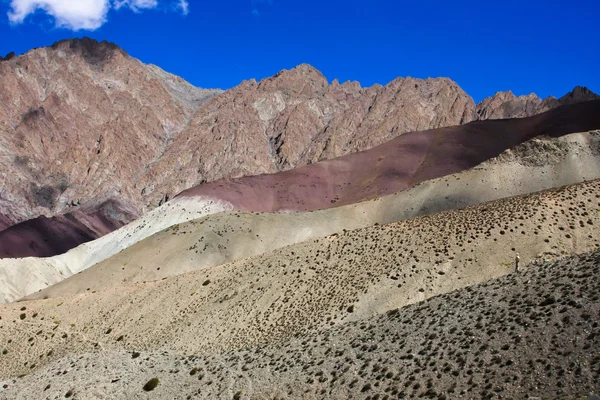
[0,52,16,61]
[136,66,477,202]
[476,86,598,120]
[176,100,600,212]
[476,91,550,119]
[558,85,599,105]
[0,37,221,229]
[0,40,476,231]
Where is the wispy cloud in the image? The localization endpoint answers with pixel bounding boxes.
[7,0,189,31]
[251,0,272,17]
[114,0,158,12]
[177,0,189,16]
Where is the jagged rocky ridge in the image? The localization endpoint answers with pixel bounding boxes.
[0,37,597,248]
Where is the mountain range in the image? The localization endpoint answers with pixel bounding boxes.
[1,38,597,239]
[1,37,600,399]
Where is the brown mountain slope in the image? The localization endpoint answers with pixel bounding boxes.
[1,37,598,245]
[0,39,476,230]
[21,129,597,302]
[176,99,600,212]
[0,199,137,258]
[135,65,476,201]
[2,98,600,260]
[0,38,221,229]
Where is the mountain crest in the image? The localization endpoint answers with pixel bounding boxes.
[49,37,125,65]
[0,52,15,62]
[559,86,599,105]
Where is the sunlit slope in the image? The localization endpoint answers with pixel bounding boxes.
[2,248,598,399]
[0,197,232,303]
[0,179,597,384]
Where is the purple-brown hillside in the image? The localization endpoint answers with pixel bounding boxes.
[0,200,137,258]
[177,99,600,211]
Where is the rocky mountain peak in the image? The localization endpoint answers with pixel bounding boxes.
[289,63,325,77]
[477,91,541,120]
[49,37,124,65]
[559,86,599,105]
[1,38,598,236]
[257,63,328,96]
[0,52,16,62]
[476,86,599,120]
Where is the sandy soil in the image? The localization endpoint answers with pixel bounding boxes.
[0,247,598,399]
[0,180,597,392]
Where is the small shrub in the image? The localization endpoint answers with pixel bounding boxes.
[143,377,159,391]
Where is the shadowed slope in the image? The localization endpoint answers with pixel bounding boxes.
[0,200,138,258]
[177,99,600,211]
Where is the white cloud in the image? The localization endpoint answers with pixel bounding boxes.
[113,0,158,12]
[8,0,188,31]
[8,0,111,30]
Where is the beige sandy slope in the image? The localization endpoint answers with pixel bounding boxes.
[1,249,598,399]
[0,197,233,303]
[0,179,598,383]
[26,130,600,301]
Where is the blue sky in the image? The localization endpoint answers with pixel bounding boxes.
[0,0,598,102]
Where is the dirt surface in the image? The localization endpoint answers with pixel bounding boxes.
[0,197,232,303]
[1,246,598,399]
[0,180,598,394]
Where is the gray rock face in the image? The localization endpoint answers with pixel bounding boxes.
[145,64,223,114]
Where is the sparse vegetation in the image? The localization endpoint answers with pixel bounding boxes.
[143,377,159,391]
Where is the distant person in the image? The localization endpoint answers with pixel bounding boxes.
[515,252,520,272]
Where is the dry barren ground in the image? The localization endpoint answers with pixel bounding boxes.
[0,179,598,396]
[0,248,599,399]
